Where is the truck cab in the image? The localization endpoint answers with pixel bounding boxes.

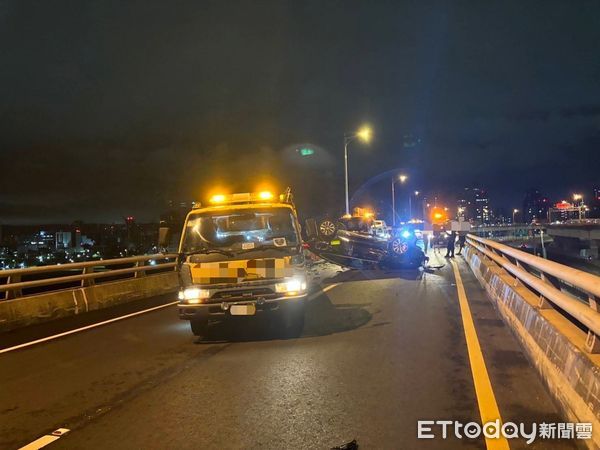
[172,190,308,337]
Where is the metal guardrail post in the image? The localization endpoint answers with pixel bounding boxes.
[587,295,600,353]
[81,266,95,287]
[134,260,146,278]
[5,274,22,299]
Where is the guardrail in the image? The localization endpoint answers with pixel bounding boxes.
[0,254,178,300]
[467,234,600,353]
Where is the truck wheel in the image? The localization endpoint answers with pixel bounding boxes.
[318,219,337,239]
[284,313,305,337]
[190,319,209,337]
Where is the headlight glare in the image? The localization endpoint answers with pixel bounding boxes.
[181,287,210,303]
[275,277,307,295]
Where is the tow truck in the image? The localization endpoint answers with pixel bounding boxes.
[160,189,308,337]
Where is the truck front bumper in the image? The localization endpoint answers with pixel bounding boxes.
[178,293,307,321]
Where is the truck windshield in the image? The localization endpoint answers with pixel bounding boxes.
[181,207,299,253]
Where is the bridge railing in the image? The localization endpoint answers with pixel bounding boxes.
[467,234,600,353]
[0,254,178,300]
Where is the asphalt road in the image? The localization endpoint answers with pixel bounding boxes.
[1,257,576,449]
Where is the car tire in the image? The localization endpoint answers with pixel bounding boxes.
[318,218,337,239]
[190,318,209,337]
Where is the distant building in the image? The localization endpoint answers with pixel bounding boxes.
[522,189,549,223]
[493,208,508,225]
[474,189,491,224]
[456,197,469,221]
[56,231,72,249]
[589,186,600,218]
[456,188,490,224]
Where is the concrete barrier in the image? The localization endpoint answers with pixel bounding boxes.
[465,245,600,449]
[0,272,179,332]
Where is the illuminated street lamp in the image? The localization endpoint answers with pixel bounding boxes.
[343,125,372,215]
[409,190,420,220]
[391,174,407,226]
[512,209,519,224]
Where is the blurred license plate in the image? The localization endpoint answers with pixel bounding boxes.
[330,239,341,245]
[230,304,256,315]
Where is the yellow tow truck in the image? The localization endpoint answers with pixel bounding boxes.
[163,189,308,337]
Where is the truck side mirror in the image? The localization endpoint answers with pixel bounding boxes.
[158,226,171,248]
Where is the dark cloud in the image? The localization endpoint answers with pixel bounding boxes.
[1,0,600,223]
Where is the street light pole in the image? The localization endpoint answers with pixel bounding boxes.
[344,138,350,216]
[409,191,419,220]
[391,174,407,227]
[343,126,372,216]
[512,209,518,224]
[391,180,396,227]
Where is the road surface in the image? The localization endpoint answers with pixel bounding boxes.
[1,257,575,449]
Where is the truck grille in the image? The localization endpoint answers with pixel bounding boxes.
[209,287,276,303]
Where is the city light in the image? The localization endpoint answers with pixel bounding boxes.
[399,174,408,183]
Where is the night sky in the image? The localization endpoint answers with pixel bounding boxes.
[1,1,599,224]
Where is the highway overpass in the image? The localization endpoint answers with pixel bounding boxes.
[1,238,599,449]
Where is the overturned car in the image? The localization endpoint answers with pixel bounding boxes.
[304,215,428,269]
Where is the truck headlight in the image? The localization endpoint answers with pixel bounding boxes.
[275,277,307,295]
[179,287,210,304]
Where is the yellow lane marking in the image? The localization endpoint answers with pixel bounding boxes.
[19,428,70,449]
[451,260,510,450]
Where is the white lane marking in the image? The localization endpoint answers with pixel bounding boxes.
[2,285,340,355]
[19,428,70,450]
[308,283,339,301]
[0,302,178,355]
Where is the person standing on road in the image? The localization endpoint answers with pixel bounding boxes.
[456,233,466,255]
[445,231,456,258]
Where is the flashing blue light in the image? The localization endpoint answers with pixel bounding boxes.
[401,230,411,239]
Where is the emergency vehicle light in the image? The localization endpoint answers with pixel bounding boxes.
[208,191,280,205]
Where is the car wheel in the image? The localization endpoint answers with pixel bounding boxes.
[390,238,408,255]
[190,319,208,337]
[318,219,337,239]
